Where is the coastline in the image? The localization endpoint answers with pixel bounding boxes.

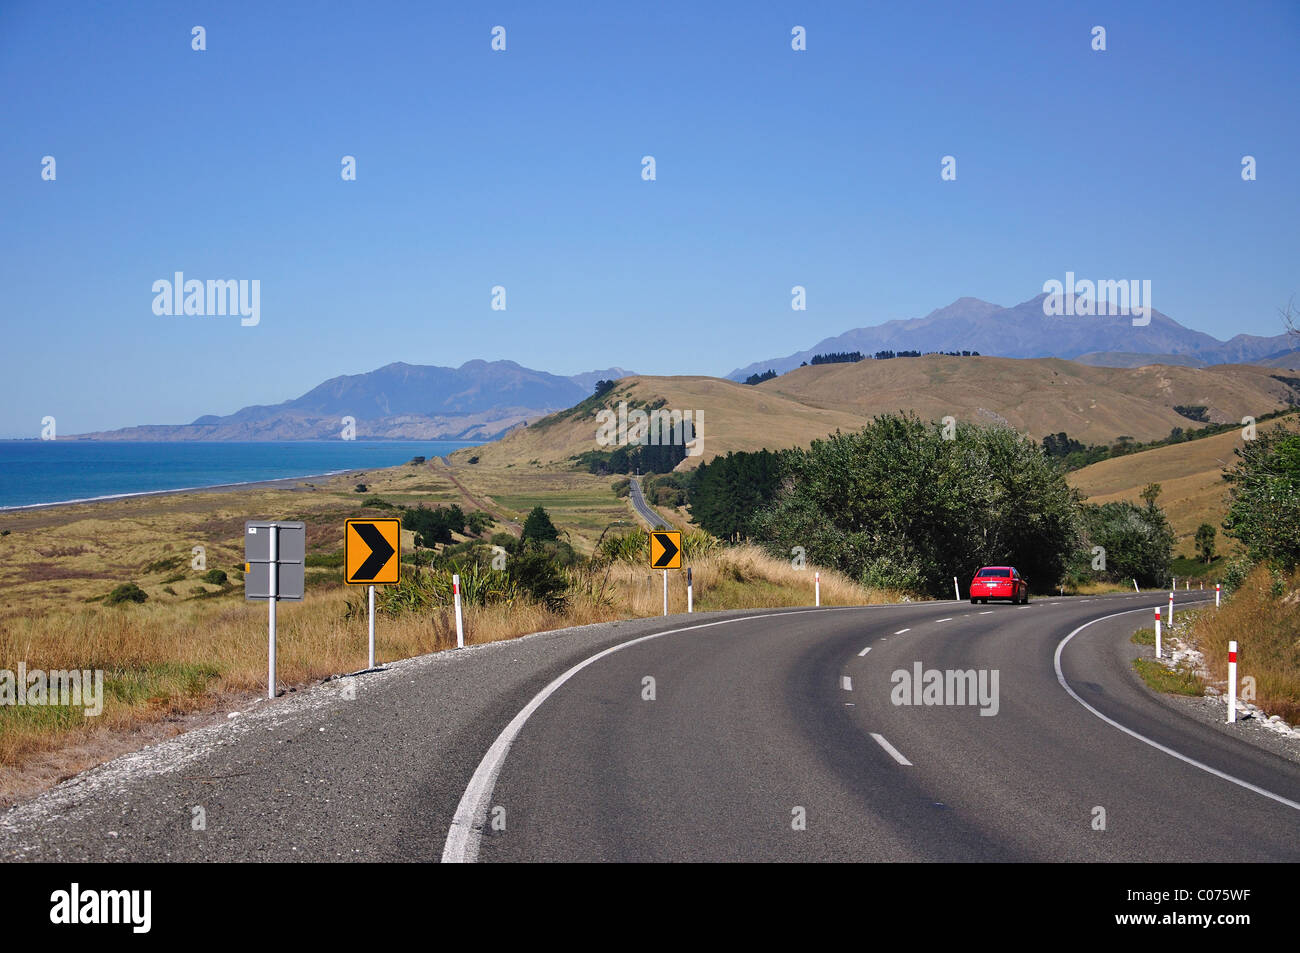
[0,468,360,514]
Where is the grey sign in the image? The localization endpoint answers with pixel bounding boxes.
[245,521,306,601]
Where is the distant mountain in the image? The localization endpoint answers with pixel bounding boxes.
[728,294,1294,380]
[76,361,636,441]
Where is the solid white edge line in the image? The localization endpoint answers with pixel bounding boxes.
[870,733,913,766]
[1054,601,1300,813]
[441,606,858,863]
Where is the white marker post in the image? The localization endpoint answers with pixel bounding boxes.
[1168,591,1175,626]
[953,576,960,602]
[267,523,278,699]
[452,573,464,648]
[1216,583,1221,608]
[1133,578,1139,593]
[1153,607,1162,660]
[367,584,376,669]
[815,571,821,607]
[1227,640,1238,723]
[686,567,693,614]
[662,569,668,616]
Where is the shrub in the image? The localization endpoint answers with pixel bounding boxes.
[201,569,228,585]
[521,506,560,544]
[106,582,148,605]
[354,483,368,493]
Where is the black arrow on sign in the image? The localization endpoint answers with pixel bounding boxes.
[352,523,396,581]
[652,532,679,568]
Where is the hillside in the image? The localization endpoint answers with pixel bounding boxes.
[758,357,1298,446]
[448,375,870,469]
[1067,411,1300,554]
[449,358,1299,473]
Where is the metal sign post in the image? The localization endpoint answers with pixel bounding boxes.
[245,521,305,700]
[368,585,376,669]
[268,524,278,699]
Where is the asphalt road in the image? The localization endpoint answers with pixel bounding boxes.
[3,591,1296,862]
[627,476,667,528]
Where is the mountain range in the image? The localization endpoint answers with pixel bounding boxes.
[728,295,1296,381]
[74,362,635,441]
[74,291,1296,440]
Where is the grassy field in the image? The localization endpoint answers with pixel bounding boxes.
[0,459,894,804]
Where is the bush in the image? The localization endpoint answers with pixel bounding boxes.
[1223,420,1300,570]
[521,506,560,544]
[466,510,495,535]
[106,582,148,605]
[201,569,228,585]
[403,503,466,547]
[354,483,368,493]
[362,495,395,509]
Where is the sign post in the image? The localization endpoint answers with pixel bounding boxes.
[244,520,306,700]
[345,518,401,667]
[649,531,682,616]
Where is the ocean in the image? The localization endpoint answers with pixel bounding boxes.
[0,440,480,510]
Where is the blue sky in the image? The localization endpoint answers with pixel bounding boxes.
[1,0,1297,436]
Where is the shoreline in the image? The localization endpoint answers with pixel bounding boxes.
[0,468,370,514]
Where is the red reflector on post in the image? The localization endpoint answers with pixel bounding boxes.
[1228,650,1237,663]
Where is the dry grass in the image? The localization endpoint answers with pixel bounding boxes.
[1188,564,1300,723]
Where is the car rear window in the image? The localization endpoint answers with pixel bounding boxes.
[977,568,1010,577]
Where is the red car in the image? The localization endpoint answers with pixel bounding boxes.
[969,566,1029,604]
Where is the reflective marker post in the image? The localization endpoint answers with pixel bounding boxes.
[1227,640,1238,723]
[453,573,464,648]
[1153,606,1162,660]
[953,576,960,602]
[815,571,821,607]
[1216,583,1221,608]
[687,567,693,613]
[1168,591,1175,626]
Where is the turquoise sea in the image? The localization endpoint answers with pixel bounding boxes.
[0,440,480,510]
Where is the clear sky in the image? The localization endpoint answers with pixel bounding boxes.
[1,0,1297,436]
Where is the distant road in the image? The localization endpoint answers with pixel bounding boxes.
[627,476,668,528]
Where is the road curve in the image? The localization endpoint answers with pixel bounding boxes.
[4,591,1294,863]
[452,591,1300,862]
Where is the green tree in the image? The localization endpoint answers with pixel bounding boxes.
[1079,501,1175,588]
[1140,483,1162,509]
[1195,523,1217,564]
[748,414,1081,596]
[521,505,560,544]
[1222,421,1300,569]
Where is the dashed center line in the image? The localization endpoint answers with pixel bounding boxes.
[857,646,872,657]
[894,628,910,635]
[979,610,994,615]
[841,675,853,691]
[935,618,952,623]
[870,733,913,766]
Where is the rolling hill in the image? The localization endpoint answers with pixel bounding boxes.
[451,356,1300,471]
[1067,412,1300,555]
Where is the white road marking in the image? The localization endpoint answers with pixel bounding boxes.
[894,628,910,635]
[1055,606,1300,813]
[841,675,853,691]
[857,646,872,657]
[979,610,994,615]
[441,607,855,863]
[870,733,913,766]
[935,618,952,623]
